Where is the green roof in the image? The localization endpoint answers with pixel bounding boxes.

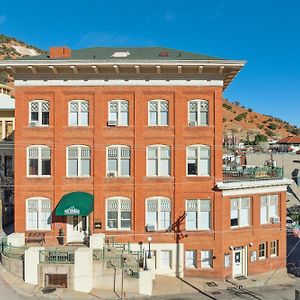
[21,47,225,61]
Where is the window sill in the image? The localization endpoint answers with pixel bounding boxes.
[144,176,173,179]
[230,225,251,230]
[28,125,50,128]
[258,257,266,261]
[65,176,93,179]
[105,229,131,231]
[185,229,212,232]
[26,176,52,179]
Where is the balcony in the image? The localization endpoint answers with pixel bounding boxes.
[223,166,283,182]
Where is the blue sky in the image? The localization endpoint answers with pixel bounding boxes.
[0,0,299,127]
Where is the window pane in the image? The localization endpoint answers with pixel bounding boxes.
[108,159,117,173]
[188,159,197,175]
[27,211,38,230]
[81,111,88,126]
[150,111,158,125]
[42,159,51,176]
[70,112,78,126]
[186,211,197,229]
[109,112,117,122]
[161,211,171,229]
[147,211,157,228]
[231,208,238,227]
[186,250,196,268]
[147,159,157,176]
[40,211,51,230]
[29,159,38,175]
[107,211,118,229]
[121,211,131,229]
[121,158,130,176]
[42,111,49,125]
[200,158,210,176]
[119,111,128,126]
[189,111,197,123]
[260,206,268,224]
[68,159,78,176]
[81,159,90,176]
[200,111,208,125]
[160,159,170,176]
[31,112,38,122]
[199,211,210,229]
[269,204,277,218]
[201,250,212,268]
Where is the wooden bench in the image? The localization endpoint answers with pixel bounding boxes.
[25,232,46,245]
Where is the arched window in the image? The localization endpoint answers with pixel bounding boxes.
[26,197,51,230]
[108,100,129,126]
[67,145,91,177]
[106,145,130,177]
[29,100,49,126]
[148,99,168,126]
[106,197,131,230]
[186,145,210,176]
[27,145,51,177]
[188,100,208,126]
[146,197,171,231]
[147,145,170,177]
[69,100,89,126]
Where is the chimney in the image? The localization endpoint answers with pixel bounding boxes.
[49,47,72,59]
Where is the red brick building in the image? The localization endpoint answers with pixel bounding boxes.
[0,47,291,279]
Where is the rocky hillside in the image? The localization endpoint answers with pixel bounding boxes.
[223,99,300,141]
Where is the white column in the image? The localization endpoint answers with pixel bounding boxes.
[24,247,44,285]
[89,233,105,249]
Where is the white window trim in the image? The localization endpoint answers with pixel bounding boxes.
[108,100,129,126]
[106,145,131,177]
[25,197,52,231]
[186,144,211,177]
[258,242,267,260]
[105,196,131,231]
[260,194,279,224]
[66,145,91,177]
[145,196,172,231]
[270,240,278,257]
[185,250,197,269]
[188,99,209,126]
[26,145,51,178]
[148,99,169,126]
[28,100,50,127]
[68,100,89,127]
[230,197,251,228]
[200,250,213,269]
[185,199,211,231]
[146,144,171,177]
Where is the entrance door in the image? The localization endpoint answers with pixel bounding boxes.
[67,216,88,243]
[233,247,244,277]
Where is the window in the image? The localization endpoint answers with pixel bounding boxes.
[148,100,168,126]
[0,121,14,141]
[186,145,210,176]
[27,146,51,177]
[107,145,130,177]
[160,250,172,268]
[188,100,208,126]
[259,242,267,259]
[69,100,89,126]
[108,100,129,126]
[146,197,171,230]
[106,197,131,230]
[201,250,212,268]
[185,250,197,268]
[29,100,49,126]
[260,195,279,224]
[224,253,231,267]
[230,197,250,228]
[147,145,170,177]
[67,145,91,177]
[26,197,51,230]
[4,155,13,177]
[186,199,211,230]
[270,240,278,257]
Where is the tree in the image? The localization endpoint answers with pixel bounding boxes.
[254,134,267,144]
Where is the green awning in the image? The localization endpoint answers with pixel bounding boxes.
[55,192,94,216]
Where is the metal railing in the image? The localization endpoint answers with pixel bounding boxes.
[39,248,75,264]
[223,166,283,182]
[1,240,27,260]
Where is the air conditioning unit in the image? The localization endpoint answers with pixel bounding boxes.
[189,121,197,126]
[270,216,280,224]
[107,120,117,126]
[145,225,155,232]
[30,121,38,127]
[107,172,116,178]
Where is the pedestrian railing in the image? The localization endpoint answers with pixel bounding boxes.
[39,248,75,264]
[1,243,27,260]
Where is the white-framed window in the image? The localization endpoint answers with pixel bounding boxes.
[29,100,49,126]
[270,240,278,257]
[26,197,51,230]
[108,100,129,126]
[69,100,89,126]
[259,242,267,259]
[230,197,250,228]
[186,199,211,230]
[188,100,208,126]
[147,145,170,177]
[186,145,210,176]
[148,100,168,126]
[106,145,130,177]
[160,250,172,268]
[0,120,14,141]
[185,250,197,268]
[260,195,279,224]
[27,145,51,177]
[67,145,91,177]
[146,197,171,230]
[106,197,131,230]
[201,250,213,268]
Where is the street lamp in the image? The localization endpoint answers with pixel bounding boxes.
[147,236,152,259]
